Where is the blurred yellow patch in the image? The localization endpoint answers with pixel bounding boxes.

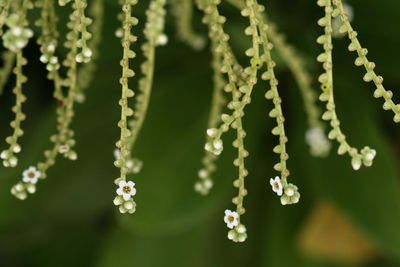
[298,201,377,264]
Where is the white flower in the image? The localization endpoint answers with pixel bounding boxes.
[206,128,217,138]
[270,176,283,196]
[83,48,92,58]
[198,169,208,179]
[224,209,239,229]
[115,28,123,38]
[114,149,121,160]
[75,92,86,103]
[116,180,136,201]
[22,166,41,184]
[156,34,168,46]
[351,156,362,170]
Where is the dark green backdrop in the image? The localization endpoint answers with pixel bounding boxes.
[1,0,400,266]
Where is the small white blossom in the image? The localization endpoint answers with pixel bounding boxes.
[115,28,123,38]
[198,169,208,179]
[116,180,136,201]
[156,34,168,46]
[351,156,362,170]
[12,145,21,153]
[22,166,41,184]
[114,149,121,160]
[206,128,217,138]
[75,92,86,103]
[270,176,283,196]
[0,150,8,159]
[224,209,239,229]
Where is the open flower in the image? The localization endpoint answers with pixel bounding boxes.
[116,180,136,201]
[224,209,239,229]
[270,176,283,196]
[22,166,41,184]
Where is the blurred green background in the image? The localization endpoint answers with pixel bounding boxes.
[1,0,400,266]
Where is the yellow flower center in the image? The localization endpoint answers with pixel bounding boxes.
[122,186,131,194]
[273,182,280,190]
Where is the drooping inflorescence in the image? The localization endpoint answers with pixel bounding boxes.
[1,1,33,168]
[10,0,98,199]
[0,0,395,243]
[316,0,376,171]
[113,0,140,214]
[113,0,167,214]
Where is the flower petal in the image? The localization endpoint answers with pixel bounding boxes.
[116,188,123,196]
[130,187,137,196]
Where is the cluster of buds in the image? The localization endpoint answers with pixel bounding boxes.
[204,128,223,156]
[351,146,377,170]
[2,14,33,52]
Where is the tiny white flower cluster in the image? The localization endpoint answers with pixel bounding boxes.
[351,146,377,170]
[305,127,331,157]
[204,128,223,156]
[2,14,33,52]
[270,176,300,205]
[114,28,123,39]
[144,0,168,47]
[194,168,213,195]
[224,210,247,242]
[11,166,41,200]
[39,42,60,72]
[3,27,33,52]
[75,47,93,63]
[113,179,137,214]
[114,149,143,174]
[156,34,168,46]
[0,144,21,167]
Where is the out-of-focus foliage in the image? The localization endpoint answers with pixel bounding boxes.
[1,0,400,266]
